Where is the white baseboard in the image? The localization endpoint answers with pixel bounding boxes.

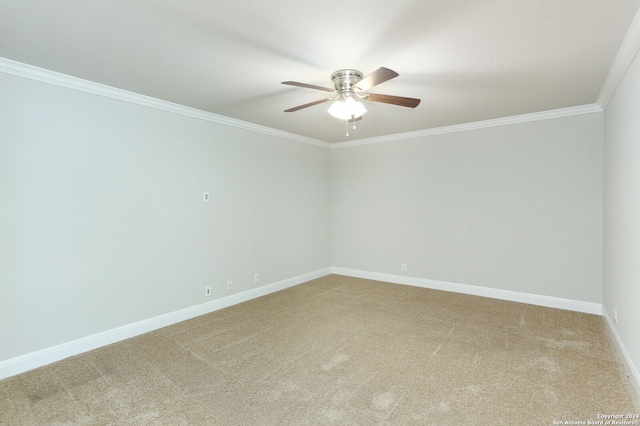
[331,267,603,315]
[602,307,640,397]
[334,268,640,397]
[0,267,617,381]
[0,268,332,380]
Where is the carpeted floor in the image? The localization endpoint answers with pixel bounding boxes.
[1,274,638,425]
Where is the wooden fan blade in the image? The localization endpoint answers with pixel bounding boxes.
[282,81,336,93]
[284,98,333,112]
[367,93,421,108]
[354,67,399,92]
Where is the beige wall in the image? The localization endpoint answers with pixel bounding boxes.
[604,39,640,385]
[331,113,604,303]
[0,72,331,361]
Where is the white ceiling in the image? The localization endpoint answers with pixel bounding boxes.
[2,0,639,143]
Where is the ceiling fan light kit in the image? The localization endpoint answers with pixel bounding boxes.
[328,96,367,120]
[282,67,421,134]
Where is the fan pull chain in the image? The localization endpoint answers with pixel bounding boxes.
[345,115,360,137]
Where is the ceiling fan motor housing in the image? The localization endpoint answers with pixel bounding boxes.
[331,69,363,98]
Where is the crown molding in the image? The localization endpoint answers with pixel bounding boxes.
[0,56,606,150]
[0,57,330,149]
[598,6,640,109]
[330,103,603,149]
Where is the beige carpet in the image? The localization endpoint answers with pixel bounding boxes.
[1,274,638,425]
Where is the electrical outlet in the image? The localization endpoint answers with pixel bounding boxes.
[614,308,618,324]
[254,273,260,284]
[227,280,233,290]
[401,263,407,272]
[205,286,211,297]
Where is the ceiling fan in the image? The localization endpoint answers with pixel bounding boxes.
[282,67,420,122]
